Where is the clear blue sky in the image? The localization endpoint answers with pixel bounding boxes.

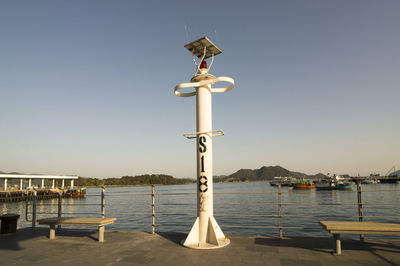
[1,0,399,178]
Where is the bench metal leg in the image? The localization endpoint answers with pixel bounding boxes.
[98,225,104,243]
[50,225,56,240]
[333,234,341,255]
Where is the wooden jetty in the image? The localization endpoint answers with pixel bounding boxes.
[0,188,86,202]
[0,189,59,202]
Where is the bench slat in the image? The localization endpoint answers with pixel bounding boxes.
[320,221,400,232]
[38,217,116,226]
[329,230,400,235]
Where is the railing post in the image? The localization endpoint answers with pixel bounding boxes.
[25,191,29,221]
[58,190,62,229]
[151,185,155,235]
[357,181,364,241]
[101,186,105,218]
[32,189,37,228]
[278,184,283,238]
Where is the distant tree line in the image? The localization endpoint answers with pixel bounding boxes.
[74,174,194,187]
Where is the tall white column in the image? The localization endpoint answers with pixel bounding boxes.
[196,84,214,243]
[20,179,23,190]
[181,75,229,249]
[41,178,45,188]
[62,179,65,189]
[52,179,55,189]
[70,180,74,188]
[174,43,234,249]
[28,179,32,188]
[4,178,7,191]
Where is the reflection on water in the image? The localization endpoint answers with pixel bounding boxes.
[1,182,399,238]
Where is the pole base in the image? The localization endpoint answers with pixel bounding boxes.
[181,237,230,249]
[182,216,230,249]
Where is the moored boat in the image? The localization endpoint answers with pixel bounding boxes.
[316,181,355,191]
[378,176,399,183]
[292,179,316,189]
[65,187,86,198]
[316,183,335,191]
[269,177,292,187]
[293,183,316,189]
[315,174,355,191]
[361,179,377,184]
[334,182,354,190]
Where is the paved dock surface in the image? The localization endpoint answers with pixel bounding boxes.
[0,228,399,265]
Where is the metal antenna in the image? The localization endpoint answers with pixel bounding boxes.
[184,21,190,43]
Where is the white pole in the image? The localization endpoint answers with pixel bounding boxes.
[52,179,55,189]
[196,84,214,243]
[41,178,45,188]
[179,68,232,249]
[4,178,7,191]
[71,180,74,188]
[28,179,32,188]
[20,178,23,190]
[62,179,65,189]
[174,39,234,249]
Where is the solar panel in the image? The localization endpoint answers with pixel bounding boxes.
[184,37,222,59]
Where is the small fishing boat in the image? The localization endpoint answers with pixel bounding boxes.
[334,182,354,190]
[292,179,316,189]
[316,177,336,190]
[316,183,335,191]
[269,177,292,187]
[293,183,316,189]
[316,180,355,191]
[65,187,86,198]
[361,179,379,184]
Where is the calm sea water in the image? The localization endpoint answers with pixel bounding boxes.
[1,182,399,237]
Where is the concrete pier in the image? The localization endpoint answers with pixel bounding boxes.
[0,228,399,265]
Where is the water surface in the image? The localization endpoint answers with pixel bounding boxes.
[1,182,399,238]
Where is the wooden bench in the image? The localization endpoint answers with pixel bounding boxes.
[38,217,116,243]
[320,221,400,255]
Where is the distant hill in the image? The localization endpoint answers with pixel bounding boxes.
[309,173,327,179]
[223,177,249,183]
[225,166,323,182]
[213,175,228,182]
[0,171,24,174]
[1,166,327,185]
[0,171,194,187]
[74,174,194,187]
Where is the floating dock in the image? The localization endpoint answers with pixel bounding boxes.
[0,189,59,202]
[0,188,84,202]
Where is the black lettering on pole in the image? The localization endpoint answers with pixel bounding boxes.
[199,176,208,192]
[198,135,208,191]
[199,136,207,153]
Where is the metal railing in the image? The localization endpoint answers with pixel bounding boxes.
[26,188,105,228]
[24,183,400,238]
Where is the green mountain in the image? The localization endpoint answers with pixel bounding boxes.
[309,173,327,179]
[1,166,325,186]
[227,165,315,181]
[0,171,194,187]
[74,174,193,187]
